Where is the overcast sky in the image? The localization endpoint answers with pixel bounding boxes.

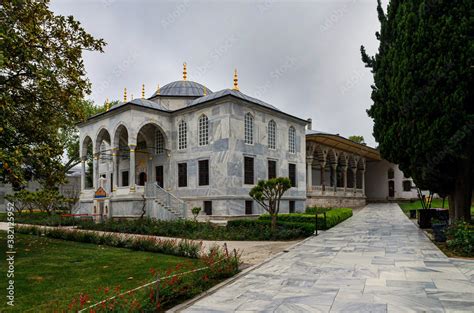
[51,0,385,147]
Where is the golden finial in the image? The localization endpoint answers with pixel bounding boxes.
[141,84,145,98]
[156,84,160,95]
[233,68,239,91]
[203,86,207,96]
[183,62,187,81]
[123,88,127,102]
[105,97,110,111]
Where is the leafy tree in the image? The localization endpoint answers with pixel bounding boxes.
[0,0,105,189]
[5,189,65,215]
[361,0,473,220]
[191,207,202,222]
[348,135,365,144]
[249,177,292,231]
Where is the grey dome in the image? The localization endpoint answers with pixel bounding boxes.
[152,80,212,97]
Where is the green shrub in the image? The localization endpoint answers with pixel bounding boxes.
[0,211,78,226]
[77,217,308,241]
[227,219,313,238]
[446,221,474,256]
[258,208,353,230]
[305,207,332,214]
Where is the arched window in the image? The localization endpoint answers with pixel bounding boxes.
[155,129,164,154]
[244,113,253,145]
[198,115,209,146]
[178,120,187,150]
[288,126,296,153]
[268,120,276,149]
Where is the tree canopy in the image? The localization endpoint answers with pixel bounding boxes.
[0,0,105,189]
[361,0,473,219]
[249,177,292,230]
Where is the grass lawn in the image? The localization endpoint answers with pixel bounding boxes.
[398,199,474,215]
[0,231,201,312]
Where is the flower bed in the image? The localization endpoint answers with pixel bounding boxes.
[15,225,201,258]
[63,246,240,312]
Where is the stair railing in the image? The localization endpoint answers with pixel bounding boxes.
[145,182,187,218]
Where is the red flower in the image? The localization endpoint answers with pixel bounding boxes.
[79,294,89,307]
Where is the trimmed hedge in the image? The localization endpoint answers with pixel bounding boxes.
[258,208,353,230]
[305,207,332,215]
[227,219,314,237]
[77,218,308,241]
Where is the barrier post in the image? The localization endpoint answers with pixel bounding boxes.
[314,212,318,236]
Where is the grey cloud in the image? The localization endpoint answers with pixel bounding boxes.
[51,0,383,146]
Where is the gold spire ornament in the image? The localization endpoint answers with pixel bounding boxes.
[233,68,239,91]
[141,84,145,98]
[183,62,187,81]
[105,97,110,111]
[123,88,127,102]
[203,86,207,96]
[156,84,160,95]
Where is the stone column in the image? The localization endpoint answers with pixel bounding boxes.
[306,157,313,192]
[147,155,153,185]
[92,153,99,189]
[361,169,366,195]
[332,163,338,192]
[112,149,118,191]
[352,167,357,193]
[320,162,326,192]
[129,144,136,192]
[343,166,348,192]
[80,157,86,191]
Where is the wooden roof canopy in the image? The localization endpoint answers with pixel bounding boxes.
[306,132,381,161]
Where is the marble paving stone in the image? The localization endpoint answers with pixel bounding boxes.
[440,300,474,313]
[330,302,387,313]
[183,204,474,313]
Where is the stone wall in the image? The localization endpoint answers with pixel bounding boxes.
[306,195,366,208]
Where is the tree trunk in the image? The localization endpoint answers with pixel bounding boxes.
[452,156,472,221]
[271,214,277,232]
[448,194,455,222]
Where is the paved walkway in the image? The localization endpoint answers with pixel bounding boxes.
[183,203,474,312]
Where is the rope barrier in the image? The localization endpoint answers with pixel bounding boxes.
[78,253,237,312]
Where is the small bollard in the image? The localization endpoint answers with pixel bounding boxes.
[233,248,239,272]
[314,211,318,236]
